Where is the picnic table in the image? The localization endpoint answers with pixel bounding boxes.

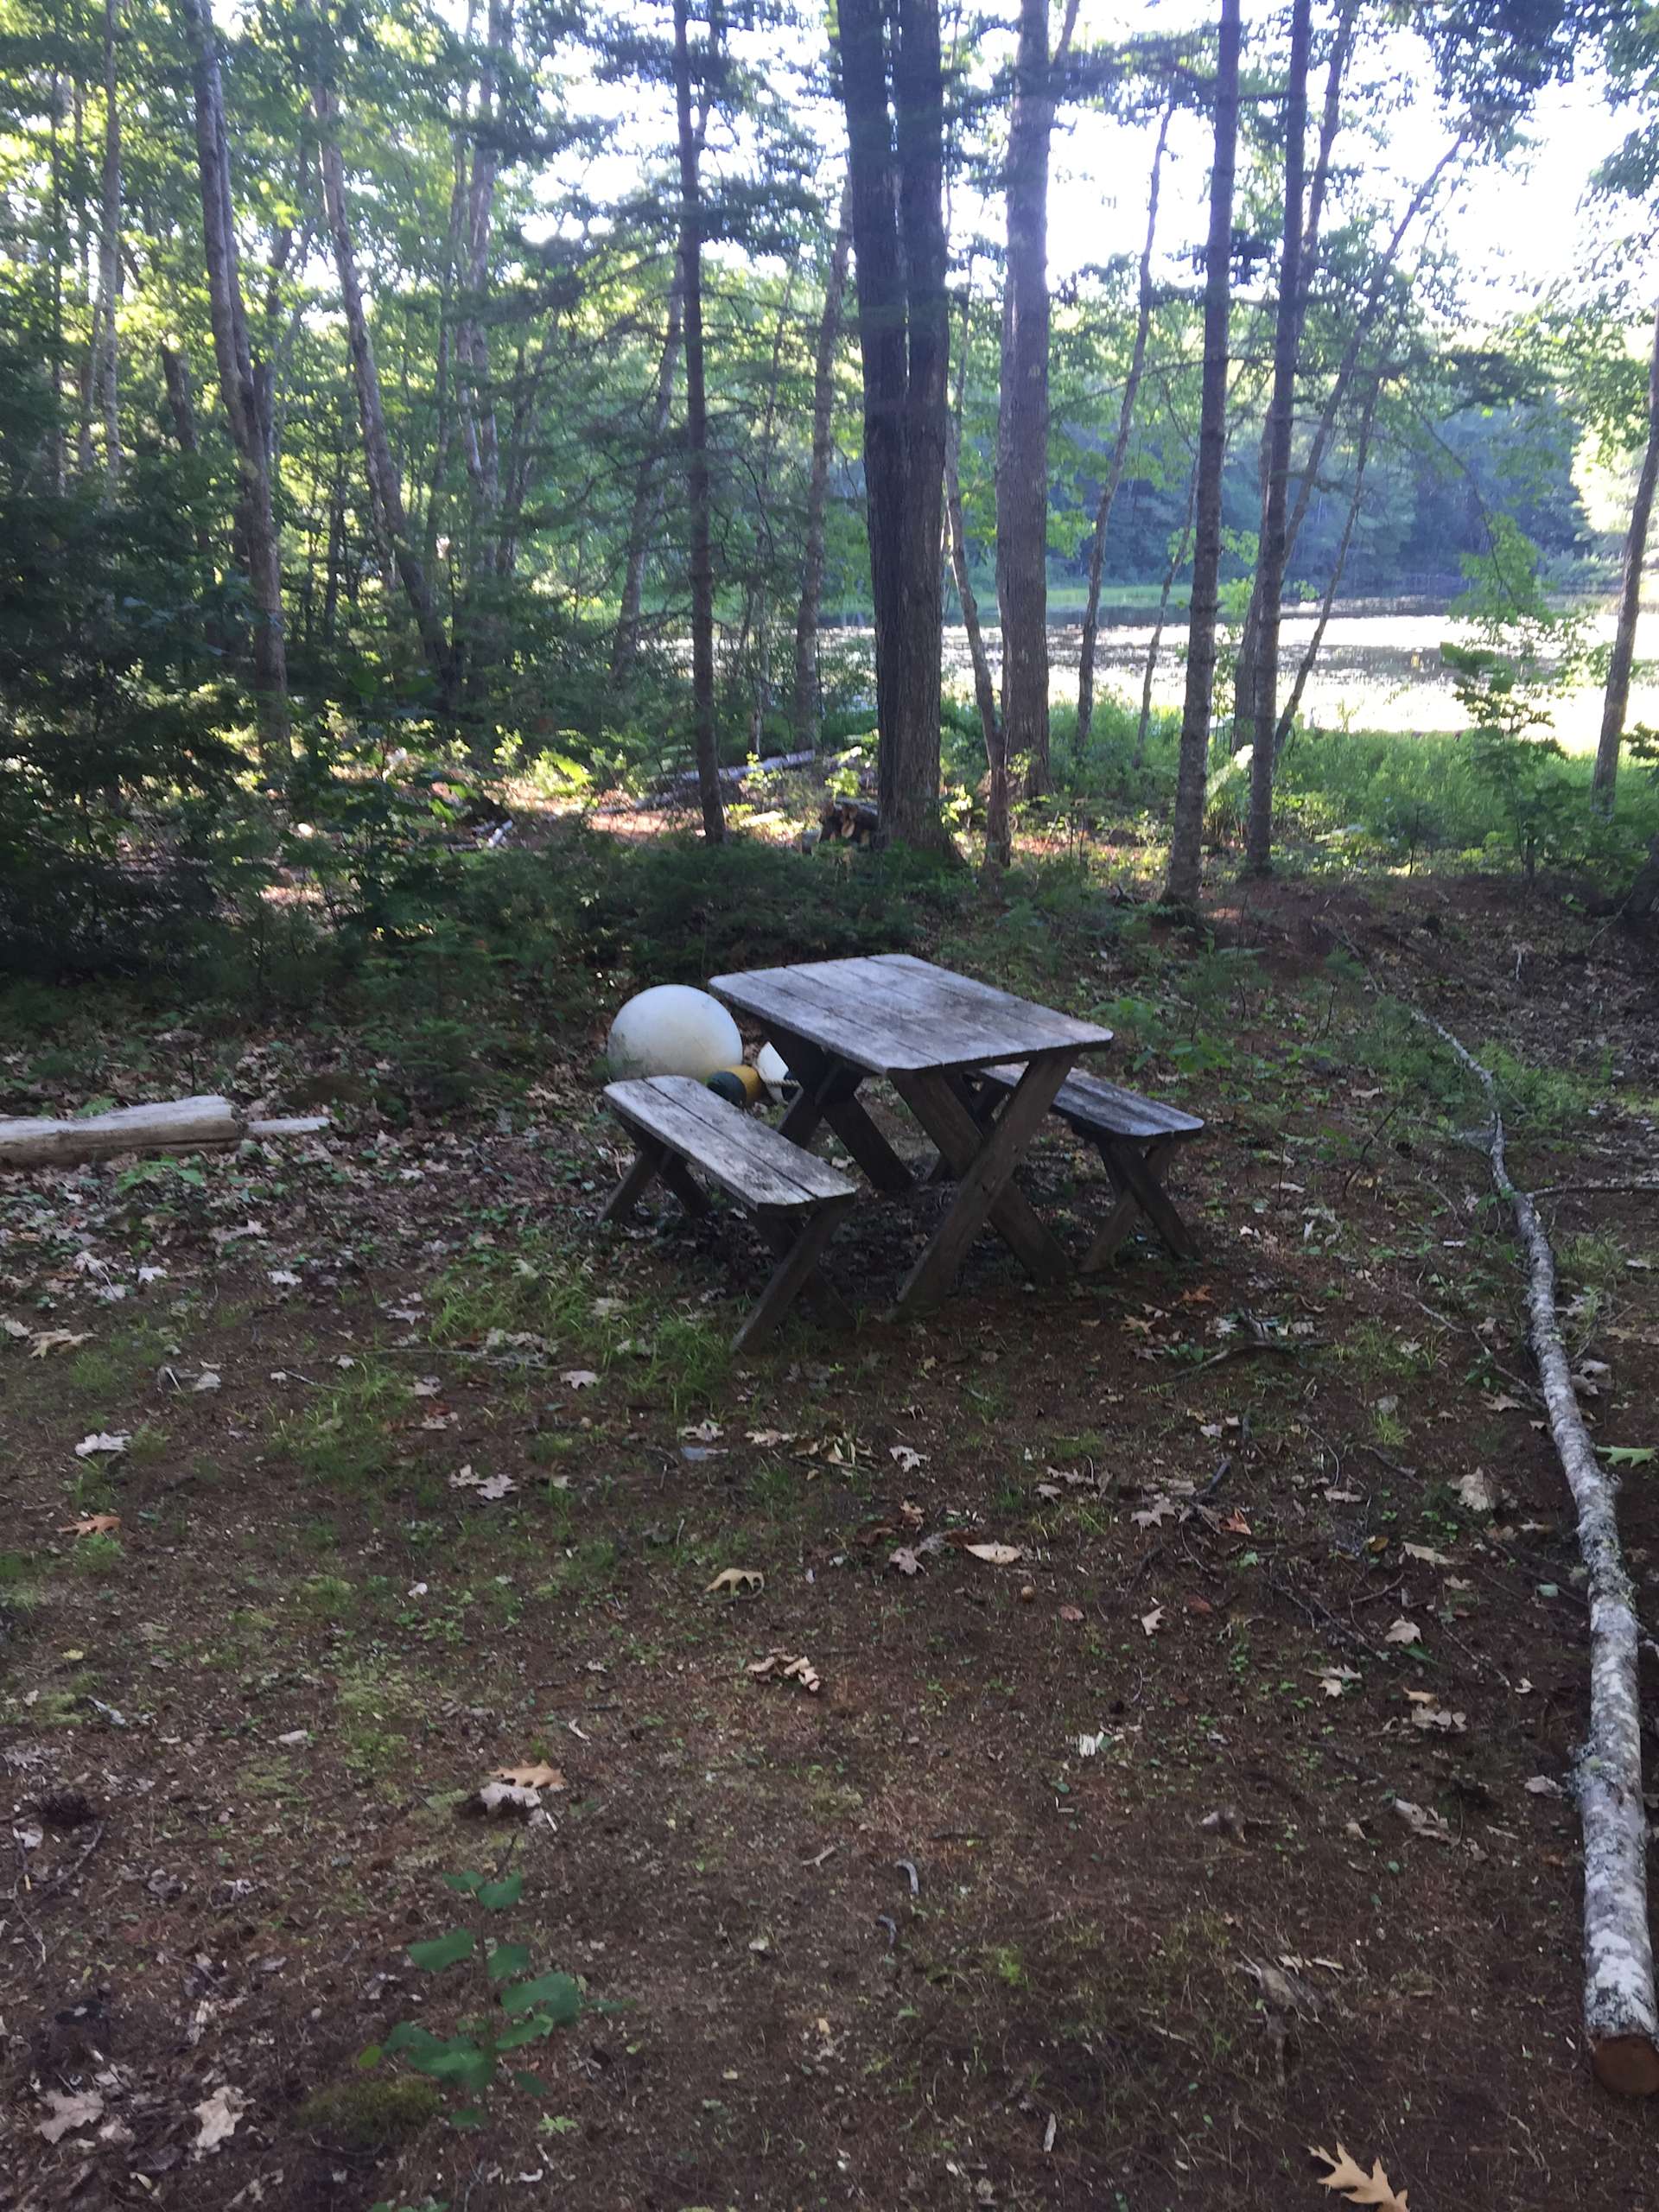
[709,952,1116,1312]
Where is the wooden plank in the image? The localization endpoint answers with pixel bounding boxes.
[976,1062,1204,1141]
[603,1077,856,1209]
[711,956,1113,1077]
[892,1058,1072,1306]
[772,1029,914,1194]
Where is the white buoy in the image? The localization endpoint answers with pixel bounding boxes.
[606,985,743,1082]
[755,1042,794,1097]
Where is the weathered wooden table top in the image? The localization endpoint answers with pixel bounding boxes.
[709,953,1114,1077]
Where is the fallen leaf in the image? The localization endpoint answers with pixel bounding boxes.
[1391,1796,1452,1843]
[746,1427,795,1446]
[706,1567,765,1598]
[194,1370,222,1393]
[1316,1666,1361,1698]
[1480,1392,1523,1412]
[1454,1467,1497,1514]
[1525,1774,1565,1797]
[1409,1706,1466,1734]
[448,1465,516,1500]
[888,1547,922,1576]
[73,1430,129,1458]
[493,1763,565,1791]
[561,1368,599,1390]
[60,1515,120,1537]
[1220,1510,1253,1535]
[1401,1542,1452,1566]
[411,1376,442,1397]
[37,2089,105,2142]
[748,1650,822,1694]
[1383,1617,1421,1646]
[960,1541,1023,1567]
[30,1330,90,1358]
[193,2085,247,2153]
[681,1419,723,1443]
[1058,1604,1084,1622]
[1131,1494,1175,1529]
[1183,1592,1215,1616]
[1140,1605,1165,1637]
[1323,1486,1362,1503]
[1309,2140,1409,2210]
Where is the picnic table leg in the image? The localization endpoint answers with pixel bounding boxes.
[754,1212,854,1327]
[1084,1136,1194,1266]
[733,1207,848,1352]
[773,1034,912,1194]
[659,1156,712,1218]
[602,1136,666,1223]
[892,1058,1073,1307]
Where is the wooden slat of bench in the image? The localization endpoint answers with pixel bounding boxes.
[604,1077,857,1211]
[976,1062,1204,1142]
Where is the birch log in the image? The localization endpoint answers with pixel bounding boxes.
[1427,1014,1659,2095]
[0,1097,327,1167]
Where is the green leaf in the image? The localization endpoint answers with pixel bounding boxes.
[493,2014,557,2050]
[404,2038,495,2094]
[486,1941,532,1983]
[1601,1446,1656,1467]
[356,2043,384,2069]
[407,1926,477,1972]
[441,1871,485,1896]
[385,2021,444,2058]
[516,2073,552,2099]
[449,2107,486,2132]
[500,1972,581,2023]
[475,1872,524,1911]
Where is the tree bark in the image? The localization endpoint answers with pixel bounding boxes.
[1077,101,1170,753]
[312,74,458,714]
[838,0,951,851]
[94,0,121,492]
[611,267,685,692]
[1273,372,1379,751]
[1423,1013,1659,2100]
[791,180,855,747]
[673,0,725,842]
[177,0,290,768]
[944,272,1005,861]
[1244,0,1311,876]
[1164,0,1241,910]
[1135,463,1197,767]
[997,0,1079,801]
[1593,296,1659,810]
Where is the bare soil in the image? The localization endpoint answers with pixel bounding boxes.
[3,864,1657,2211]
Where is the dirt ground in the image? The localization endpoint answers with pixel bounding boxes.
[3,861,1658,2211]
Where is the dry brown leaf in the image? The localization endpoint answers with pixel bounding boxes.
[705,1567,764,1598]
[888,1547,922,1576]
[61,1514,120,1537]
[1382,1617,1421,1646]
[1131,1495,1175,1529]
[31,1330,91,1358]
[1058,1604,1084,1623]
[960,1541,1022,1567]
[1309,2140,1409,2209]
[493,1762,565,1791]
[1401,1542,1452,1566]
[747,1649,822,1694]
[1140,1605,1165,1636]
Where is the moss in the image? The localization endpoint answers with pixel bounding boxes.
[296,2074,441,2152]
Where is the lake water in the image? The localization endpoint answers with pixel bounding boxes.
[924,601,1657,753]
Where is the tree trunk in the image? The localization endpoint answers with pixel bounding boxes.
[455,0,511,721]
[94,0,121,492]
[177,0,290,769]
[791,181,854,747]
[997,0,1078,802]
[1164,0,1241,910]
[611,267,685,693]
[1422,1013,1659,2099]
[1593,296,1659,810]
[1274,372,1379,751]
[673,0,725,842]
[1135,464,1197,767]
[1077,101,1170,753]
[838,0,951,851]
[945,272,1005,862]
[1243,0,1311,876]
[312,76,458,714]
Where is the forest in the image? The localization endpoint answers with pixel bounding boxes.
[4,2,1659,2209]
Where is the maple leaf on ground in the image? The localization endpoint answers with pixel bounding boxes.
[889,1547,923,1576]
[61,1515,120,1537]
[493,1762,564,1791]
[705,1567,764,1598]
[1309,2141,1408,2209]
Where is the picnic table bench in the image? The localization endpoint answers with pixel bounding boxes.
[968,1062,1204,1267]
[601,1076,857,1351]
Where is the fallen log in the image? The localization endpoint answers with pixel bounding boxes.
[0,1096,329,1169]
[1426,1012,1659,2096]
